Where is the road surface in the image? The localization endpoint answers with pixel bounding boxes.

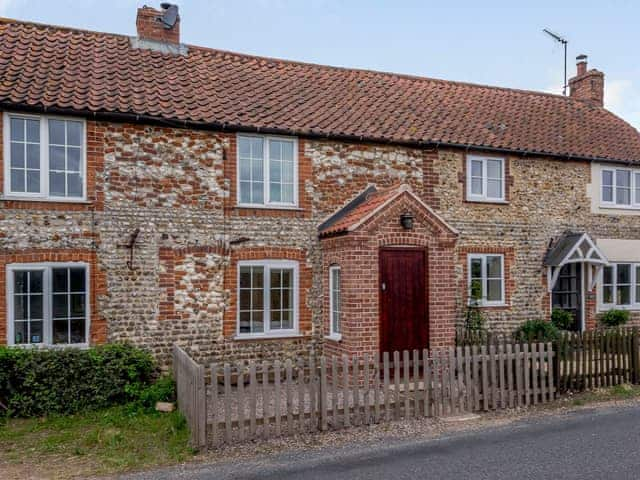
[122,404,640,479]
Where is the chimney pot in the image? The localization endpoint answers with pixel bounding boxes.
[568,54,604,107]
[136,4,180,44]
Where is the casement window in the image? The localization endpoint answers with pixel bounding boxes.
[7,263,89,346]
[237,134,297,207]
[466,155,505,202]
[3,113,86,200]
[600,263,640,309]
[237,260,298,337]
[468,254,505,306]
[601,167,640,209]
[329,265,341,339]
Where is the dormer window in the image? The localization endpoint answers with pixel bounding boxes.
[466,155,505,203]
[3,113,86,201]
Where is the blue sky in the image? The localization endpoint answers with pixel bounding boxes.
[2,0,639,128]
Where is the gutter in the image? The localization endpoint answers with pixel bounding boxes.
[2,101,638,166]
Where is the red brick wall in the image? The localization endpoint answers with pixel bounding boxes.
[0,249,107,345]
[136,6,180,44]
[322,191,458,358]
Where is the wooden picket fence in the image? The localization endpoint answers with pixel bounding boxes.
[556,329,640,392]
[173,343,555,449]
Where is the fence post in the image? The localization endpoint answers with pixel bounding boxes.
[633,328,640,384]
[319,356,328,431]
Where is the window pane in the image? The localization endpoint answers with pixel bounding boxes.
[487,279,503,302]
[471,160,483,177]
[239,312,251,333]
[282,184,294,203]
[251,182,263,204]
[10,142,24,168]
[239,181,251,203]
[252,289,263,310]
[282,160,294,183]
[270,160,281,182]
[617,188,631,205]
[49,171,66,196]
[603,285,614,304]
[487,179,502,198]
[617,264,631,284]
[250,137,263,158]
[14,294,27,320]
[10,117,24,141]
[238,137,251,158]
[67,147,81,171]
[70,268,85,292]
[26,119,39,142]
[616,170,631,205]
[270,310,281,329]
[14,321,27,344]
[52,268,68,292]
[486,256,502,278]
[14,271,27,294]
[49,146,66,170]
[29,321,43,344]
[616,170,631,187]
[487,159,502,179]
[52,294,68,318]
[30,295,43,319]
[239,158,251,181]
[26,144,39,169]
[70,319,86,344]
[269,140,281,160]
[26,170,40,193]
[603,266,613,285]
[602,170,613,187]
[270,182,281,202]
[251,159,263,181]
[471,178,482,195]
[239,289,251,310]
[70,294,85,316]
[10,169,24,192]
[67,173,83,197]
[252,268,264,288]
[270,288,281,310]
[281,141,294,161]
[617,286,631,305]
[49,119,65,145]
[239,267,251,289]
[470,258,482,278]
[52,320,68,344]
[281,310,292,329]
[67,121,82,146]
[252,312,264,333]
[602,186,613,203]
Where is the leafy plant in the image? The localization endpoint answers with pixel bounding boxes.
[551,308,575,330]
[600,309,630,328]
[464,279,487,332]
[133,376,176,412]
[514,319,560,342]
[0,343,157,418]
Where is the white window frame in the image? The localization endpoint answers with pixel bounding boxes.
[598,262,640,311]
[466,155,506,203]
[6,262,90,347]
[236,259,299,339]
[236,134,298,209]
[2,112,87,202]
[600,167,640,210]
[328,265,342,341]
[467,253,505,307]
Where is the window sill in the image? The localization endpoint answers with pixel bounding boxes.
[470,303,510,309]
[235,204,303,211]
[598,204,640,212]
[598,305,640,312]
[465,198,509,205]
[325,334,342,342]
[233,333,303,341]
[0,195,91,204]
[9,343,89,349]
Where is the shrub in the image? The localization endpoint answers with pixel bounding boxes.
[134,376,176,412]
[600,309,630,328]
[551,308,575,330]
[0,343,156,418]
[514,320,560,342]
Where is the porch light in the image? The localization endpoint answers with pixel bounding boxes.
[400,212,414,230]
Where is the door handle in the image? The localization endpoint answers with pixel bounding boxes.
[381,282,386,291]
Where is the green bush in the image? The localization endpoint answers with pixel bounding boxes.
[134,376,176,412]
[551,308,575,330]
[514,319,560,342]
[600,309,630,328]
[0,343,156,418]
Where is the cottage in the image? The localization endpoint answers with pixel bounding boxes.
[1,4,639,366]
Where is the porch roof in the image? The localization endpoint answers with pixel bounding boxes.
[544,231,609,267]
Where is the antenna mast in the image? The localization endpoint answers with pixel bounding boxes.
[543,28,568,96]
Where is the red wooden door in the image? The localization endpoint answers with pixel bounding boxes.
[379,248,428,355]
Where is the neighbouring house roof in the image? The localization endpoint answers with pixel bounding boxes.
[318,184,457,237]
[1,19,640,163]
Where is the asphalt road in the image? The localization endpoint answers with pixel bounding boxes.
[123,404,640,480]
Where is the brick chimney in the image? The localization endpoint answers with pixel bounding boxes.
[136,3,180,44]
[568,54,604,107]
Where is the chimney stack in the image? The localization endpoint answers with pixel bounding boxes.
[568,54,604,107]
[136,3,180,44]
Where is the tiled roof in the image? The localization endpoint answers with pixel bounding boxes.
[319,184,406,237]
[1,18,640,163]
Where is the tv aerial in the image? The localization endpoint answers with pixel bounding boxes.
[543,28,569,96]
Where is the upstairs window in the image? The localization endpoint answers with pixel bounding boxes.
[3,113,86,200]
[468,254,505,306]
[7,263,89,346]
[237,135,297,207]
[237,260,298,337]
[466,155,505,202]
[601,168,640,209]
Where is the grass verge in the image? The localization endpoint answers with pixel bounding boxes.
[567,383,640,406]
[0,405,196,479]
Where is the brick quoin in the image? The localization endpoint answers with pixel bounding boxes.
[0,249,107,345]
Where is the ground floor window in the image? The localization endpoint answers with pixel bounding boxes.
[600,262,640,309]
[468,254,504,306]
[7,263,89,346]
[237,260,298,337]
[329,265,341,339]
